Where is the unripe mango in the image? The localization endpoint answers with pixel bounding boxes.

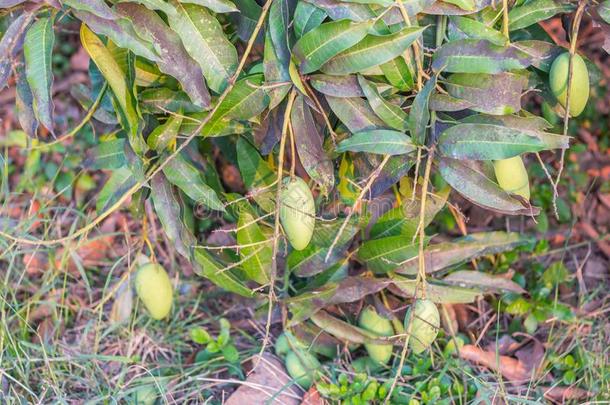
[135,263,173,320]
[493,156,530,200]
[280,177,315,250]
[549,52,589,117]
[407,299,440,354]
[358,306,394,365]
[284,349,320,389]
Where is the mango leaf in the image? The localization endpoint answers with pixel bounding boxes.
[600,1,610,24]
[443,270,526,294]
[147,114,183,151]
[439,157,538,215]
[408,74,436,145]
[122,0,178,15]
[73,10,159,62]
[390,276,481,304]
[424,0,488,15]
[460,113,552,131]
[310,74,364,97]
[380,56,414,92]
[168,1,237,93]
[63,0,118,19]
[512,40,563,73]
[115,3,211,107]
[236,137,275,211]
[302,0,375,22]
[84,139,127,170]
[358,76,408,131]
[294,1,327,39]
[309,310,396,343]
[162,152,226,212]
[139,87,201,114]
[370,155,414,198]
[508,0,575,31]
[395,232,531,275]
[310,215,360,247]
[268,0,291,68]
[291,96,335,194]
[193,247,255,297]
[326,95,385,133]
[293,19,373,74]
[15,60,38,138]
[151,172,196,258]
[429,93,473,112]
[236,203,272,285]
[263,26,291,109]
[320,26,426,75]
[203,74,269,136]
[96,167,137,213]
[432,39,532,74]
[438,123,570,160]
[288,244,337,277]
[444,72,526,115]
[337,130,415,155]
[230,0,262,41]
[80,25,147,154]
[448,15,507,46]
[358,235,421,274]
[182,0,239,13]
[24,15,55,134]
[1,13,33,89]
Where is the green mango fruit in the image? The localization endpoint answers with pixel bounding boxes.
[285,349,320,389]
[549,52,589,117]
[135,263,173,320]
[358,306,394,364]
[493,156,530,200]
[275,333,291,358]
[280,177,315,250]
[407,299,440,354]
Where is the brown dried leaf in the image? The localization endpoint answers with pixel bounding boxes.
[458,344,531,383]
[541,385,593,403]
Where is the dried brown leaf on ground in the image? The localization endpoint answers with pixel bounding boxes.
[225,355,303,405]
[459,344,532,383]
[301,387,325,405]
[541,385,594,403]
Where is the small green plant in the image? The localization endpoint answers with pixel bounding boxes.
[191,318,239,364]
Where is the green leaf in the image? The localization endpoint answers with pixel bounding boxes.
[408,74,436,145]
[162,152,226,212]
[337,130,414,155]
[115,3,211,107]
[293,19,374,74]
[358,235,421,274]
[139,87,202,114]
[391,276,480,304]
[449,15,507,46]
[96,167,136,213]
[15,60,38,138]
[168,1,238,93]
[203,74,269,136]
[263,26,291,109]
[291,96,335,194]
[125,0,178,15]
[444,72,526,115]
[460,113,552,131]
[600,1,610,24]
[80,25,147,154]
[147,114,183,151]
[294,1,327,39]
[380,56,414,92]
[438,157,538,215]
[24,16,55,134]
[512,40,563,73]
[151,172,197,258]
[193,247,255,297]
[438,123,570,160]
[326,95,385,133]
[321,26,425,75]
[236,203,272,285]
[309,310,396,343]
[443,270,526,294]
[508,0,575,31]
[358,75,408,131]
[310,74,364,97]
[236,137,275,211]
[182,0,239,13]
[63,0,118,19]
[84,138,127,170]
[432,39,532,74]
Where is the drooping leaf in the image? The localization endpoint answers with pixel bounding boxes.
[358,75,408,131]
[326,95,385,133]
[444,72,527,115]
[236,202,272,285]
[320,26,426,75]
[147,114,183,151]
[0,13,33,89]
[438,123,570,160]
[408,74,436,145]
[162,152,226,212]
[24,15,55,134]
[432,39,532,74]
[293,19,373,74]
[151,172,196,258]
[236,137,276,211]
[193,247,255,297]
[390,275,481,303]
[438,157,538,215]
[115,3,211,107]
[167,1,238,93]
[310,74,364,97]
[291,96,335,194]
[380,56,414,92]
[443,270,526,294]
[263,26,291,109]
[15,59,38,138]
[508,0,575,31]
[294,0,327,39]
[358,235,421,274]
[230,0,262,41]
[337,130,415,155]
[395,232,532,275]
[96,167,137,213]
[203,74,269,136]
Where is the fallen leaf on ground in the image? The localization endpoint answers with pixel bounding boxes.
[459,344,531,383]
[541,385,593,403]
[301,386,324,405]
